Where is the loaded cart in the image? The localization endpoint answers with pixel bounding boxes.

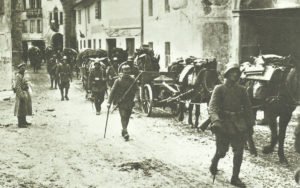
[138,71,194,117]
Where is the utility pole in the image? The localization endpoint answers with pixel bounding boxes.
[140,0,144,46]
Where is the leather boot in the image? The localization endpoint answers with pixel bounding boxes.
[210,154,220,176]
[231,154,246,187]
[65,88,69,101]
[18,116,27,128]
[23,116,31,126]
[60,89,64,101]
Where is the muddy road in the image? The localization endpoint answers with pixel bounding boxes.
[0,66,299,187]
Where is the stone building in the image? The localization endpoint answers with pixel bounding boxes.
[0,0,13,90]
[21,0,65,61]
[74,0,142,57]
[144,0,300,70]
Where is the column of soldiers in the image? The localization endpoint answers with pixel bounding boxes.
[36,50,258,187]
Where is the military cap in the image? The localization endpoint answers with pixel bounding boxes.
[17,63,26,69]
[127,56,134,62]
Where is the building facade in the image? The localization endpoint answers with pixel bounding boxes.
[74,0,142,57]
[144,0,300,71]
[0,0,12,90]
[21,0,65,61]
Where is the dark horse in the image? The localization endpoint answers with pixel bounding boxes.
[177,58,219,128]
[243,55,299,164]
[134,47,160,72]
[28,46,42,73]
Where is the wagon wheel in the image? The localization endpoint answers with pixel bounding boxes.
[141,84,153,116]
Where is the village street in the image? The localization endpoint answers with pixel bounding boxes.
[0,65,299,188]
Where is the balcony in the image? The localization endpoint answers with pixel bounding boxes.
[26,8,43,18]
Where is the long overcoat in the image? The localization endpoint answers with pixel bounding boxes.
[14,73,32,116]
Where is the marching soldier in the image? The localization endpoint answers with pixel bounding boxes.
[47,55,58,89]
[88,60,107,115]
[208,63,254,187]
[56,56,72,101]
[118,56,139,77]
[107,65,138,141]
[14,63,32,128]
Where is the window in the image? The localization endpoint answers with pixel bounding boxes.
[93,39,96,49]
[37,19,42,33]
[36,0,41,8]
[126,38,135,56]
[78,10,81,24]
[30,20,35,33]
[95,0,102,19]
[0,0,4,15]
[165,0,170,13]
[148,42,153,49]
[165,42,171,67]
[29,0,35,9]
[88,40,92,48]
[80,40,82,49]
[23,0,26,10]
[87,7,90,24]
[22,20,28,33]
[60,12,63,25]
[84,40,86,48]
[148,0,153,16]
[99,39,101,48]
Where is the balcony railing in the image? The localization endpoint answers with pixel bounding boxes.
[26,8,43,18]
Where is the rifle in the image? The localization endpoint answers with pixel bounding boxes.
[104,108,110,138]
[111,72,142,112]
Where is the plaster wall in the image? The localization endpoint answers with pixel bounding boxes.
[0,0,12,90]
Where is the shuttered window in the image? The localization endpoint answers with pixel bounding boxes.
[95,0,102,19]
[165,42,171,67]
[0,0,4,15]
[148,0,153,16]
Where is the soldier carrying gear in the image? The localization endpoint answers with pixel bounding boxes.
[88,60,107,115]
[208,63,254,187]
[107,65,138,141]
[47,55,58,89]
[118,56,139,77]
[56,56,72,101]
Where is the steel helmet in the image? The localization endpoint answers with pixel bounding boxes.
[122,65,131,74]
[223,63,240,78]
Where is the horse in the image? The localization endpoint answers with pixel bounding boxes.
[241,55,299,164]
[45,46,55,65]
[46,55,58,89]
[177,58,219,128]
[134,47,160,72]
[28,46,42,73]
[63,48,78,77]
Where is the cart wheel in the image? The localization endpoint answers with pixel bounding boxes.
[142,84,153,116]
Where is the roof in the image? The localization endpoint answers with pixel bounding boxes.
[73,0,96,9]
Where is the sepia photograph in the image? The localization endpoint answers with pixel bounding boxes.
[0,0,300,187]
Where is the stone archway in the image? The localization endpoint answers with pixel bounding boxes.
[51,33,63,52]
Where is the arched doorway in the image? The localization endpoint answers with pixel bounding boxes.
[51,33,63,52]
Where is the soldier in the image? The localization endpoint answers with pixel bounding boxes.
[118,56,139,77]
[14,63,32,128]
[107,65,138,141]
[106,57,119,88]
[56,56,72,101]
[47,55,58,89]
[208,63,254,187]
[88,60,107,115]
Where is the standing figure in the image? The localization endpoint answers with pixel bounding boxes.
[88,60,107,115]
[118,56,139,77]
[14,63,32,128]
[107,65,137,141]
[56,56,72,101]
[47,55,58,89]
[208,63,254,187]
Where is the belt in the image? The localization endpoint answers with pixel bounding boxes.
[223,110,243,116]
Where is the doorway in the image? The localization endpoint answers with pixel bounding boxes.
[106,38,116,58]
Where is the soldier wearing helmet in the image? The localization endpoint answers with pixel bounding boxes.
[56,56,72,101]
[118,56,139,77]
[88,60,107,115]
[107,65,138,141]
[208,63,254,187]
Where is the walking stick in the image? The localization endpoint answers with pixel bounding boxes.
[104,107,110,138]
